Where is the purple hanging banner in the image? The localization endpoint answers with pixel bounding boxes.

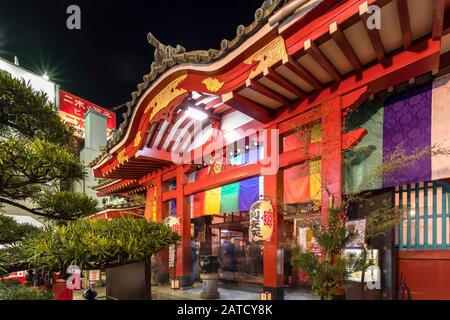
[382,82,432,187]
[238,177,260,212]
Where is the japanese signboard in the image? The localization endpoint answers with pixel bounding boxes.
[164,216,180,268]
[89,270,100,281]
[58,90,116,139]
[249,199,274,242]
[346,219,366,248]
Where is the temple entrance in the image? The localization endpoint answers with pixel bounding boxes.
[193,212,264,286]
[282,201,321,289]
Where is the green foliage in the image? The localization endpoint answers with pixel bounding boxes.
[0,70,73,145]
[0,283,53,300]
[0,247,30,277]
[34,190,97,221]
[365,201,401,240]
[291,207,369,300]
[0,215,41,277]
[0,138,86,198]
[0,70,98,221]
[19,217,180,272]
[0,214,40,246]
[0,280,21,287]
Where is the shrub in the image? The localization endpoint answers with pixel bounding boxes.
[0,284,53,300]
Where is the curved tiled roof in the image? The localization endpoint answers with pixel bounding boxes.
[105,0,285,152]
[91,178,118,190]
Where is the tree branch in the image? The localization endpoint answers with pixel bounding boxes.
[0,197,48,219]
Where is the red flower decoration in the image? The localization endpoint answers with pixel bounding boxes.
[311,242,323,257]
[298,271,309,282]
[262,210,273,227]
[172,224,181,235]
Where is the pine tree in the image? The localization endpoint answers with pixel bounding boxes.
[0,70,97,221]
[291,203,369,300]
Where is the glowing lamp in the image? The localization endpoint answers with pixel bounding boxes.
[171,279,180,290]
[249,198,274,242]
[260,292,272,300]
[185,107,208,121]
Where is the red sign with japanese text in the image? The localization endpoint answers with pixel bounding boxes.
[58,90,116,139]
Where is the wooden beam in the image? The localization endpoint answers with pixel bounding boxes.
[396,0,412,49]
[155,112,186,150]
[304,38,342,82]
[221,92,273,123]
[203,97,222,110]
[282,54,323,91]
[174,119,210,154]
[245,78,291,105]
[162,170,177,182]
[263,67,306,98]
[213,104,231,114]
[192,94,208,106]
[157,124,172,150]
[444,10,450,36]
[162,190,177,202]
[342,86,370,112]
[278,86,368,135]
[359,1,386,64]
[432,0,446,40]
[148,121,164,148]
[136,147,173,163]
[166,118,191,153]
[269,38,440,132]
[184,127,367,196]
[329,21,362,71]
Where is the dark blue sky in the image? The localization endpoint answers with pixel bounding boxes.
[0,0,261,110]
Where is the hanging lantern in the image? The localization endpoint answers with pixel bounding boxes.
[171,279,180,290]
[249,198,274,242]
[260,291,273,300]
[164,216,181,235]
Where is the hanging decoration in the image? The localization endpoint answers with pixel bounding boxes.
[249,197,274,242]
[164,216,180,269]
[164,216,181,235]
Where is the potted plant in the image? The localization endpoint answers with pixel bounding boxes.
[290,202,368,300]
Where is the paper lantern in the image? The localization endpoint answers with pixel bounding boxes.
[249,198,274,242]
[171,279,180,290]
[164,216,181,235]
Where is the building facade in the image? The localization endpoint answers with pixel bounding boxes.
[91,0,450,300]
[0,55,116,219]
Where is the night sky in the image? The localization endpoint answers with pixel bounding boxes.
[0,0,261,113]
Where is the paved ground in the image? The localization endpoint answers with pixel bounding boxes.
[74,283,318,300]
[152,284,318,300]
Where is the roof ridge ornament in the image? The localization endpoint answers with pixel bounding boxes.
[98,0,287,155]
[147,33,187,66]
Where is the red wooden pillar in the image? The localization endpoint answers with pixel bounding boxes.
[144,187,155,222]
[176,166,192,287]
[263,126,285,300]
[155,174,170,284]
[320,97,343,225]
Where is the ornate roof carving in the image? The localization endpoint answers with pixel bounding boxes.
[90,0,298,168]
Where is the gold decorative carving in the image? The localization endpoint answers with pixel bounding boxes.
[144,74,188,120]
[244,36,286,79]
[207,161,224,176]
[134,131,142,147]
[202,77,224,93]
[117,149,129,164]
